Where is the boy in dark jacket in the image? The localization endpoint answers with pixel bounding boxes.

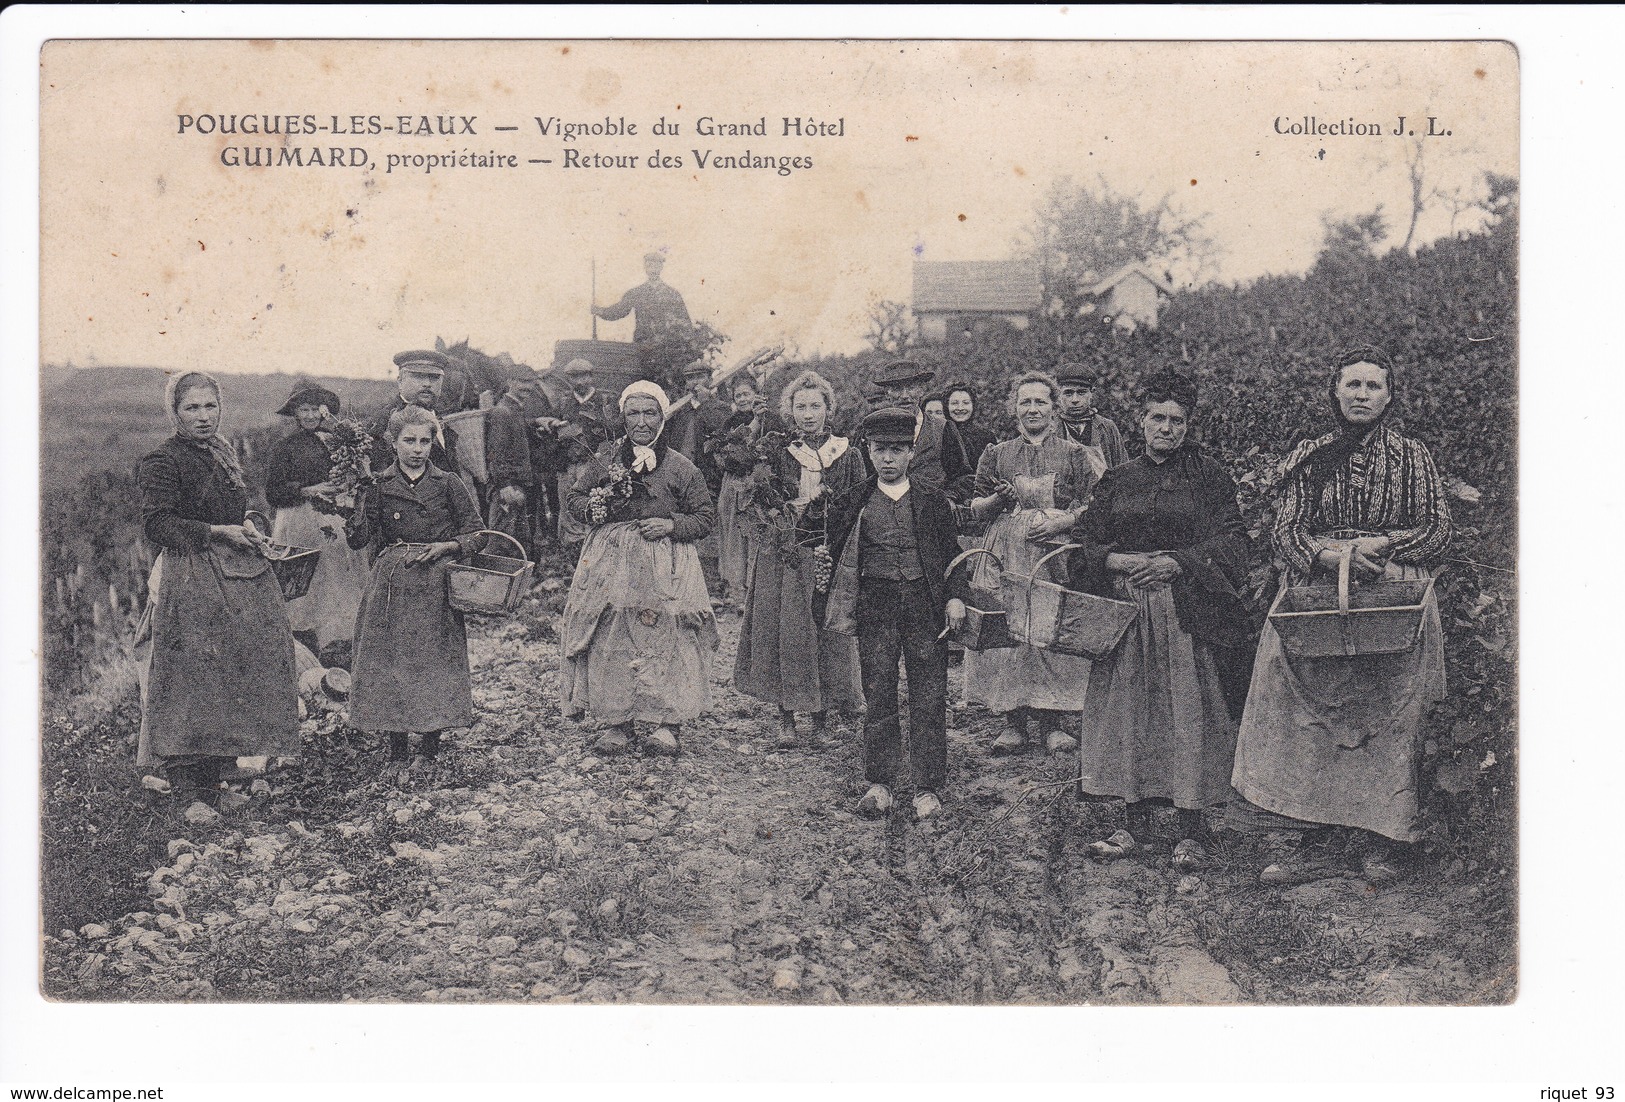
[825,407,968,821]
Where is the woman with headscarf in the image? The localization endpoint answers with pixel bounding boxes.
[346,403,487,776]
[263,382,370,653]
[962,371,1107,756]
[134,372,300,809]
[560,381,720,757]
[733,370,867,748]
[1067,370,1253,859]
[1230,346,1452,882]
[945,384,997,475]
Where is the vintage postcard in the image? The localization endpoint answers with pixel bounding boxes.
[32,35,1518,1022]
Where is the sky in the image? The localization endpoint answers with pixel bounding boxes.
[40,39,1517,378]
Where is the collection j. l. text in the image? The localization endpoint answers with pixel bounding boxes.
[175,113,845,176]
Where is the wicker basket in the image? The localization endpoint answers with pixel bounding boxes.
[1002,543,1138,660]
[1268,544,1433,658]
[943,548,1016,651]
[447,529,533,614]
[441,409,489,483]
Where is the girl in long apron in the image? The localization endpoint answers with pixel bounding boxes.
[347,404,486,775]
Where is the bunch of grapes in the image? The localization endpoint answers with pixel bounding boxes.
[811,543,834,594]
[586,462,635,526]
[315,418,376,516]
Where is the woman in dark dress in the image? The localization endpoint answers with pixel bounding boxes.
[1231,346,1452,881]
[135,372,300,808]
[1068,370,1253,859]
[346,404,487,775]
[264,383,369,651]
[733,370,867,748]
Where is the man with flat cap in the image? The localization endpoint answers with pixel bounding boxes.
[548,358,619,556]
[1054,363,1129,468]
[592,250,696,389]
[860,360,971,493]
[367,349,461,476]
[663,358,733,595]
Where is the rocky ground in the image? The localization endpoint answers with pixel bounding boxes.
[41,566,1515,1005]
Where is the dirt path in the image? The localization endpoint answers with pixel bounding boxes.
[43,584,1511,1005]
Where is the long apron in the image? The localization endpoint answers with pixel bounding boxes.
[559,521,720,725]
[716,473,752,593]
[963,473,1092,712]
[349,544,473,733]
[733,522,863,714]
[135,546,301,767]
[271,501,368,646]
[1230,562,1445,842]
[1078,575,1238,809]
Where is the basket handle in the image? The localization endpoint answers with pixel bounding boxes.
[1033,542,1084,579]
[244,509,270,535]
[472,528,529,563]
[944,545,1004,581]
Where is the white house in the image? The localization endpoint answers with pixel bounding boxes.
[911,261,1042,343]
[1085,263,1177,332]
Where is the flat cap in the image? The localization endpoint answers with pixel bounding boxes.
[681,358,712,378]
[563,358,595,377]
[874,360,936,389]
[643,251,667,265]
[393,349,449,376]
[1054,362,1097,387]
[861,406,918,444]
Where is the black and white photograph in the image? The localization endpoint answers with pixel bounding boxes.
[5,7,1617,1093]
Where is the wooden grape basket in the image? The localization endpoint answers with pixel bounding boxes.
[1268,543,1433,658]
[446,529,533,615]
[943,547,1015,651]
[1002,543,1138,660]
[244,511,320,601]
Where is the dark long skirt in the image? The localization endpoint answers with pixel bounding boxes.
[349,544,473,733]
[136,548,300,767]
[733,529,862,714]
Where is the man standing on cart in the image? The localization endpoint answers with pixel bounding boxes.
[592,250,696,390]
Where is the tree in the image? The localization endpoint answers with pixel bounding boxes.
[1021,176,1216,318]
[1312,208,1388,277]
[863,299,917,355]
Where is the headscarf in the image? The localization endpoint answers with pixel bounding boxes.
[165,371,247,490]
[1281,345,1400,494]
[618,380,670,473]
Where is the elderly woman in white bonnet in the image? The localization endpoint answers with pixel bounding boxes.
[559,380,719,756]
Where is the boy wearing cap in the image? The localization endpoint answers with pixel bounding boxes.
[367,349,462,476]
[1055,364,1130,468]
[825,407,969,822]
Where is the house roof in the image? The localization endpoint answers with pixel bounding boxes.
[1088,262,1176,298]
[912,260,1042,314]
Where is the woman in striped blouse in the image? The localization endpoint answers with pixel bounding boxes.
[1230,346,1452,882]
